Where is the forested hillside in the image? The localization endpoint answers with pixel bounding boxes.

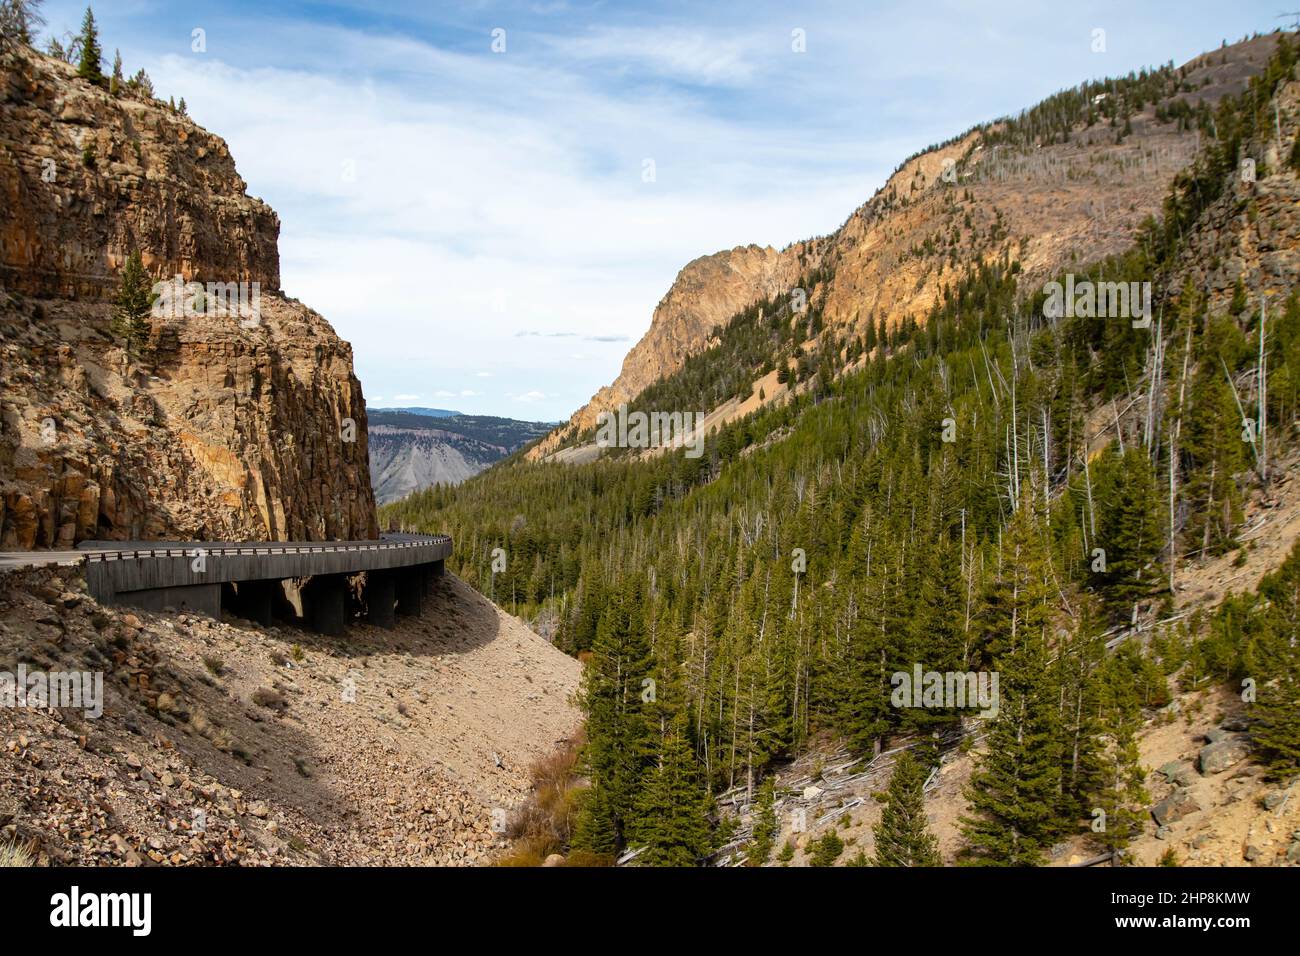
[384,33,1300,866]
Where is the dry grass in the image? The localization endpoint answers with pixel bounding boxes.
[495,732,586,866]
[0,840,34,867]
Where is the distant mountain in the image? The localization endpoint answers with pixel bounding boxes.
[367,410,553,503]
[380,406,462,418]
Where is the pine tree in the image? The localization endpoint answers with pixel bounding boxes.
[960,620,1063,865]
[628,719,712,866]
[1253,542,1300,779]
[960,510,1064,866]
[109,250,154,373]
[0,0,45,46]
[1055,604,1107,823]
[1092,653,1150,856]
[129,67,153,97]
[1182,319,1248,556]
[873,751,941,866]
[1229,277,1247,316]
[76,6,104,85]
[576,577,653,848]
[110,48,122,95]
[808,829,844,867]
[1095,447,1163,623]
[746,777,778,866]
[901,536,967,733]
[570,783,618,859]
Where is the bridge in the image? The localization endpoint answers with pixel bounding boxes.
[0,533,452,636]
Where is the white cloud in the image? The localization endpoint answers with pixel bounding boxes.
[120,1,1270,419]
[137,21,871,421]
[539,26,764,86]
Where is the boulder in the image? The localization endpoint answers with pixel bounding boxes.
[1158,760,1197,787]
[1152,787,1201,826]
[1199,737,1250,775]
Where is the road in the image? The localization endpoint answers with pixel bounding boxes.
[0,533,454,635]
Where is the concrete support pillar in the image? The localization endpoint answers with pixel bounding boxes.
[235,579,277,627]
[366,569,396,629]
[303,573,348,636]
[395,566,423,618]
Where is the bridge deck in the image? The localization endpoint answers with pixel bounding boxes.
[77,533,451,595]
[0,533,452,632]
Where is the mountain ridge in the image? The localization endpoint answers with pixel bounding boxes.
[530,33,1284,461]
[368,410,552,504]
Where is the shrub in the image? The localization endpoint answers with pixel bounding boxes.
[251,687,286,711]
[808,830,845,867]
[494,734,585,865]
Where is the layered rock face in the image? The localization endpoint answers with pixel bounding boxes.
[533,35,1281,460]
[0,48,377,547]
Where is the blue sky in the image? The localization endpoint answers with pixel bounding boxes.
[39,0,1288,420]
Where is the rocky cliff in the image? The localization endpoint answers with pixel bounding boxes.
[530,243,810,456]
[532,34,1282,460]
[0,47,378,546]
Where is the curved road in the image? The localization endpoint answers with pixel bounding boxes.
[0,533,453,635]
[0,533,450,570]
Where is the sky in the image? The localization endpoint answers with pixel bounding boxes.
[38,0,1290,421]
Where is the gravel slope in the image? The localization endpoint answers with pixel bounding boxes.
[0,566,581,866]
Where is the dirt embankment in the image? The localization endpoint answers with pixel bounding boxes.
[0,566,581,866]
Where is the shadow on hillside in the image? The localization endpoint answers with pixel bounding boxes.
[0,566,505,865]
[247,573,503,661]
